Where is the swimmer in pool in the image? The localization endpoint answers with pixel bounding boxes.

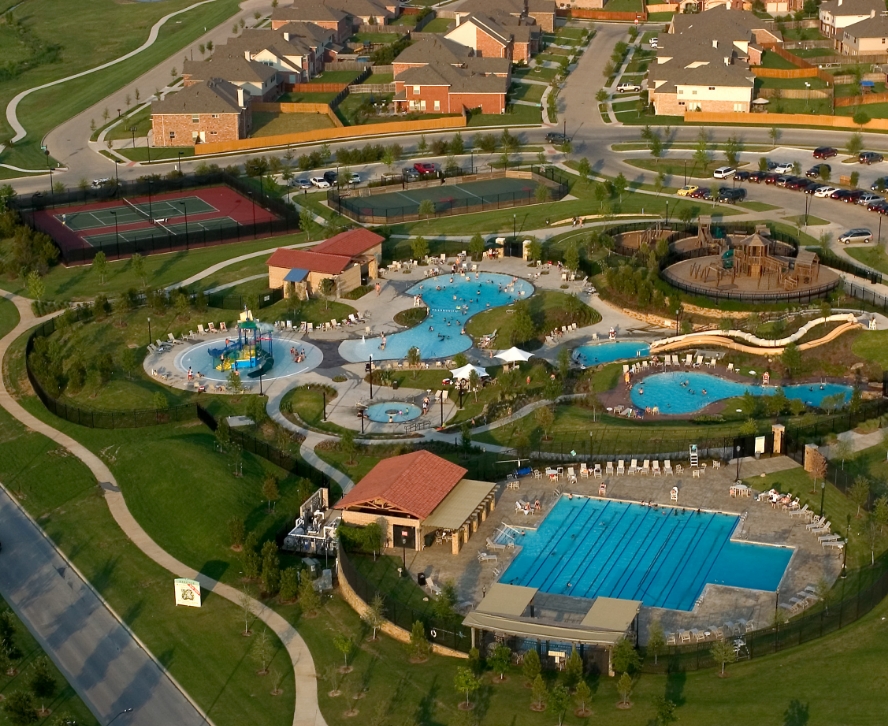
[429,326,434,331]
[638,387,643,395]
[701,389,707,396]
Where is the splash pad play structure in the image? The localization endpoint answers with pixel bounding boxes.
[207,311,274,378]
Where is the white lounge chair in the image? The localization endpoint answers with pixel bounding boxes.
[822,540,845,550]
[567,467,577,484]
[486,537,507,551]
[652,460,661,476]
[819,533,841,543]
[478,552,498,563]
[628,459,638,475]
[197,324,206,335]
[811,521,831,535]
[670,486,679,501]
[617,460,625,475]
[640,459,650,475]
[684,354,693,367]
[679,630,691,643]
[727,363,735,372]
[605,460,614,476]
[220,322,228,332]
[208,323,217,333]
[694,355,703,367]
[593,463,602,478]
[426,576,443,596]
[707,357,716,368]
[664,460,673,476]
[789,503,809,519]
[580,463,589,478]
[806,516,826,530]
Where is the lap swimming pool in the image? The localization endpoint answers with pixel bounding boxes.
[630,372,853,415]
[339,272,533,362]
[573,341,650,367]
[500,498,792,611]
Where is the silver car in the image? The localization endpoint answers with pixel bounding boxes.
[839,228,873,244]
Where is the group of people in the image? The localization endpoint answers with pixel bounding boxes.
[421,396,430,414]
[570,216,586,227]
[289,347,307,364]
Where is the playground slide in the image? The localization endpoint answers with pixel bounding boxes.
[649,322,861,357]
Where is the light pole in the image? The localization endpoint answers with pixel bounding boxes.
[147,316,152,345]
[804,82,811,112]
[440,390,444,427]
[114,159,120,190]
[130,126,137,150]
[177,150,184,173]
[45,148,53,197]
[146,179,153,220]
[108,708,134,725]
[179,200,189,241]
[111,210,119,249]
[842,514,850,578]
[512,213,516,257]
[322,389,327,420]
[820,480,826,518]
[367,356,373,399]
[735,444,742,482]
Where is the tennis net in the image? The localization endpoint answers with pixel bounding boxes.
[122,197,151,221]
[153,218,177,236]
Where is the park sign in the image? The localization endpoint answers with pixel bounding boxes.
[174,578,202,608]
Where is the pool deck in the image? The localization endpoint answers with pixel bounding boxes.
[398,454,841,645]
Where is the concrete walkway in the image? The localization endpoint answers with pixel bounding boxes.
[0,290,326,726]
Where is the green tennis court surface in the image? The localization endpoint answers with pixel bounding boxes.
[84,216,238,248]
[59,196,217,231]
[351,177,535,213]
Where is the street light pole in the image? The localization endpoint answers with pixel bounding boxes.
[147,317,151,345]
[147,179,153,220]
[440,390,444,427]
[322,390,327,420]
[178,150,183,174]
[111,210,119,249]
[820,480,826,518]
[368,356,373,400]
[512,213,516,257]
[108,707,134,725]
[180,201,189,243]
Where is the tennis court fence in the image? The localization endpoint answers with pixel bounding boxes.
[328,166,569,224]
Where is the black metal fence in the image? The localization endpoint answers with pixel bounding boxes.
[14,170,301,265]
[205,287,284,310]
[338,546,471,653]
[26,314,198,429]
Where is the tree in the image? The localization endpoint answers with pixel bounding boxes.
[693,127,711,169]
[611,637,640,675]
[299,571,321,615]
[3,691,38,726]
[596,88,609,103]
[710,639,737,677]
[846,131,863,157]
[362,593,385,640]
[451,132,465,156]
[469,232,485,260]
[417,135,429,154]
[318,277,336,310]
[522,648,541,684]
[853,109,871,127]
[262,476,280,512]
[130,252,146,287]
[550,683,571,725]
[454,666,480,708]
[724,134,743,167]
[409,621,430,660]
[418,198,435,224]
[534,183,550,204]
[411,235,429,260]
[850,476,870,517]
[228,516,245,549]
[260,540,280,595]
[768,126,780,149]
[557,346,571,380]
[563,647,583,689]
[26,271,44,302]
[406,346,422,377]
[781,342,802,377]
[252,629,274,675]
[119,346,137,380]
[467,368,481,403]
[873,495,888,533]
[577,156,592,183]
[613,172,628,204]
[242,532,261,580]
[575,680,592,716]
[511,299,535,345]
[531,674,547,710]
[488,644,511,681]
[617,672,633,706]
[227,368,243,395]
[564,240,579,272]
[656,696,678,725]
[92,250,107,284]
[29,657,56,714]
[432,580,457,620]
[647,619,667,665]
[535,405,554,441]
[334,634,354,669]
[300,207,317,240]
[528,239,542,262]
[339,428,357,465]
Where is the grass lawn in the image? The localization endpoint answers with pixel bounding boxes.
[792,47,837,58]
[0,295,20,337]
[0,0,242,172]
[513,65,558,82]
[265,296,357,328]
[106,105,152,142]
[310,70,363,84]
[351,32,401,44]
[757,75,828,90]
[604,0,642,10]
[625,158,749,179]
[509,82,545,104]
[389,13,418,26]
[334,93,398,126]
[251,111,335,137]
[0,233,307,301]
[624,56,652,74]
[420,17,453,32]
[535,52,570,65]
[363,72,394,84]
[761,51,800,69]
[117,145,195,163]
[784,214,830,226]
[836,102,888,119]
[767,98,834,115]
[835,82,886,97]
[465,290,601,350]
[0,593,100,725]
[781,27,826,41]
[468,104,541,127]
[281,385,351,436]
[738,200,783,212]
[647,11,675,20]
[846,246,888,276]
[277,90,339,103]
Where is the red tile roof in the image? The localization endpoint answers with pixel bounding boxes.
[265,248,352,275]
[335,451,467,520]
[312,228,384,258]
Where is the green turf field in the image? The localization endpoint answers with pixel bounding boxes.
[59,195,216,231]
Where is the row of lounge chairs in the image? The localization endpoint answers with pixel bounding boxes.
[545,324,578,345]
[779,585,821,614]
[655,354,718,368]
[666,619,755,645]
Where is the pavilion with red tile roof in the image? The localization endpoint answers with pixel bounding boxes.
[335,450,498,554]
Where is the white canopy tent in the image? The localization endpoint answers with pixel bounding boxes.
[450,364,489,380]
[495,347,534,364]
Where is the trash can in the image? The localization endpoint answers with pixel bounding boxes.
[417,572,427,587]
[392,380,399,390]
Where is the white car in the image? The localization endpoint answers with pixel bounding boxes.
[713,166,735,179]
[347,172,361,185]
[616,82,642,93]
[649,38,659,48]
[772,162,794,174]
[813,186,838,198]
[309,176,331,189]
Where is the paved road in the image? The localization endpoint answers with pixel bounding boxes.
[0,490,208,726]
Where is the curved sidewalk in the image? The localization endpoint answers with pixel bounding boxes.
[0,291,325,726]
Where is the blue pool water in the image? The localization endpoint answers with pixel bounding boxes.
[339,272,533,362]
[630,372,853,415]
[501,498,792,610]
[364,402,421,423]
[574,341,650,366]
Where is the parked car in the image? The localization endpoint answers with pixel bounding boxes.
[806,164,830,179]
[839,228,873,244]
[813,146,838,159]
[347,172,361,185]
[545,132,567,144]
[616,82,642,92]
[689,187,708,198]
[295,178,312,189]
[718,187,746,203]
[309,176,331,189]
[788,177,810,190]
[649,37,659,48]
[414,162,437,175]
[713,166,735,179]
[734,170,750,181]
[814,186,838,198]
[871,177,888,191]
[859,151,884,164]
[402,167,421,180]
[831,189,853,200]
[858,192,882,206]
[676,185,698,196]
[843,190,865,203]
[801,182,821,194]
[775,175,794,187]
[322,170,338,185]
[772,162,794,174]
[762,173,780,184]
[696,188,712,200]
[867,199,888,212]
[747,171,767,183]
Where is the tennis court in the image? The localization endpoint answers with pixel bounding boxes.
[353,177,536,214]
[84,216,238,247]
[58,195,217,231]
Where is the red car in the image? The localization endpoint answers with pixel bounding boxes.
[414,162,437,175]
[813,146,838,159]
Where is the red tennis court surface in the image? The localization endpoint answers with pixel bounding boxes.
[34,186,282,262]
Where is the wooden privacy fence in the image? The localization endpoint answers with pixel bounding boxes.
[684,110,888,131]
[834,71,888,84]
[753,66,821,79]
[350,83,396,93]
[285,82,347,93]
[783,39,832,49]
[556,8,647,20]
[756,87,832,99]
[835,91,888,107]
[194,114,467,154]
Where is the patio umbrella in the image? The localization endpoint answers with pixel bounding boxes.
[450,364,489,380]
[495,347,534,364]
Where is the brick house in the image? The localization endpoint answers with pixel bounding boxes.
[266,229,384,297]
[271,3,351,43]
[392,38,510,114]
[151,78,250,147]
[445,12,541,63]
[221,23,336,83]
[182,54,280,101]
[840,13,888,54]
[650,8,782,116]
[456,0,555,34]
[820,0,883,43]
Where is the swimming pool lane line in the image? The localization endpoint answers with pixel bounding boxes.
[653,512,726,611]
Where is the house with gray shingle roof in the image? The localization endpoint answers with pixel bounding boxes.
[151,78,252,147]
[820,0,884,41]
[218,23,337,83]
[182,53,281,100]
[445,10,541,63]
[839,12,888,55]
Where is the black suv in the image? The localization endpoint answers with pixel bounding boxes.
[806,164,830,179]
[545,133,567,144]
[718,187,746,203]
[323,170,338,185]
